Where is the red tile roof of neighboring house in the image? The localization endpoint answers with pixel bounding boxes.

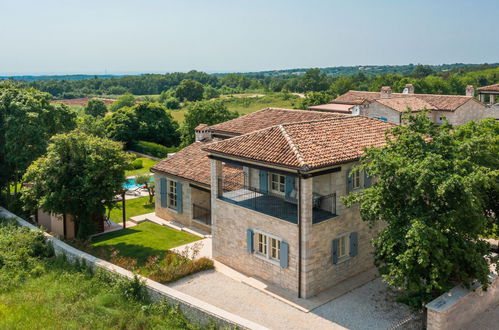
[308,103,354,113]
[330,90,478,111]
[374,96,436,112]
[207,107,345,136]
[205,116,395,171]
[477,84,499,92]
[195,124,209,130]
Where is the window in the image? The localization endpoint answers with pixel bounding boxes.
[168,180,177,209]
[338,234,349,259]
[270,237,281,261]
[270,173,285,194]
[256,232,267,255]
[352,170,361,189]
[254,230,281,262]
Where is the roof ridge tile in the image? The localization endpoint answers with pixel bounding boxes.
[278,125,306,169]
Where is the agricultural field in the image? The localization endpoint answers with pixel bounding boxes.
[50,97,115,107]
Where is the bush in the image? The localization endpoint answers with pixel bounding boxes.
[143,253,214,284]
[129,140,180,158]
[164,97,180,110]
[132,158,143,169]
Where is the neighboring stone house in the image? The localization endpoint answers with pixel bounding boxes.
[204,116,395,298]
[150,108,344,232]
[477,83,499,119]
[311,84,487,125]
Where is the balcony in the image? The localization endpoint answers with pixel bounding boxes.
[218,178,336,224]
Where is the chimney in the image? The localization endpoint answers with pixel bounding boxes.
[403,84,414,94]
[194,124,211,142]
[380,86,392,99]
[465,85,474,97]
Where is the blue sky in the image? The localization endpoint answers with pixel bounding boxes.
[1,0,498,75]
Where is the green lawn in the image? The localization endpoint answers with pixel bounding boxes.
[108,196,155,223]
[171,92,301,122]
[91,222,201,263]
[125,157,158,177]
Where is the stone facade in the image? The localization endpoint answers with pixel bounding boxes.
[154,173,211,232]
[211,159,381,298]
[360,101,401,124]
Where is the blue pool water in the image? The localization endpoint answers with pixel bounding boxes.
[123,176,153,190]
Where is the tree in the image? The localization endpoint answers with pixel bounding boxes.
[330,76,355,96]
[410,64,435,79]
[76,114,106,137]
[175,79,204,102]
[0,83,76,195]
[85,99,107,117]
[297,68,330,92]
[104,102,180,146]
[21,131,133,238]
[164,97,180,110]
[109,94,135,112]
[181,100,238,146]
[343,112,499,308]
[203,85,220,100]
[135,175,154,203]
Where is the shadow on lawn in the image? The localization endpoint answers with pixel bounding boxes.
[92,242,167,265]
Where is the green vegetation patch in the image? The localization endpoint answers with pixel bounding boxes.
[108,196,155,223]
[91,222,201,263]
[125,157,158,176]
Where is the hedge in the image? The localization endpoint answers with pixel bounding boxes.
[129,141,179,158]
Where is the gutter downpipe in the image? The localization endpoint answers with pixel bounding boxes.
[297,171,303,299]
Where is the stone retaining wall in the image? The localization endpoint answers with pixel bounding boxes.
[426,265,499,330]
[0,207,266,330]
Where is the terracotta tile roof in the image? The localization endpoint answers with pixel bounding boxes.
[205,116,395,171]
[151,142,212,186]
[308,103,354,113]
[207,107,344,136]
[477,84,499,92]
[332,90,477,111]
[374,96,436,112]
[195,124,209,130]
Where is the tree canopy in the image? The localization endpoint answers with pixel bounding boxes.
[181,100,238,146]
[21,131,133,237]
[0,83,76,192]
[175,79,205,102]
[109,94,135,112]
[343,113,499,308]
[85,98,107,117]
[104,102,180,146]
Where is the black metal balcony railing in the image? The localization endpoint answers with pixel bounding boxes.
[192,204,211,226]
[218,178,337,224]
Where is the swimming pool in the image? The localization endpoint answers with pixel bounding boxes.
[123,176,153,190]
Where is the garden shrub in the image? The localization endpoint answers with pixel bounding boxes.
[129,140,180,158]
[132,158,143,169]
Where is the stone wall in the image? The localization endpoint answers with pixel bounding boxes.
[154,173,192,226]
[426,271,499,330]
[0,207,264,330]
[435,100,486,126]
[362,102,401,124]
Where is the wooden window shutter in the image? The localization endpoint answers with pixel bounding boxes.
[259,170,268,193]
[160,178,167,208]
[284,175,295,199]
[346,168,353,194]
[246,229,254,253]
[176,181,183,213]
[280,241,289,268]
[364,170,373,188]
[332,238,339,264]
[349,232,358,257]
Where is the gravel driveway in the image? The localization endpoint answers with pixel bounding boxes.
[170,270,414,330]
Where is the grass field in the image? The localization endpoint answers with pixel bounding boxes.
[108,196,155,223]
[170,92,301,122]
[0,220,202,329]
[125,157,158,177]
[91,222,201,264]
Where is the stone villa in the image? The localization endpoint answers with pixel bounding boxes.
[150,108,343,233]
[310,84,487,125]
[204,116,394,298]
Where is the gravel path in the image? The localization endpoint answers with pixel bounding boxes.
[170,270,413,330]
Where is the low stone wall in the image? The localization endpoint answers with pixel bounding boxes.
[426,267,499,330]
[0,207,266,330]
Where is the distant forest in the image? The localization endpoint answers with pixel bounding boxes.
[2,63,498,99]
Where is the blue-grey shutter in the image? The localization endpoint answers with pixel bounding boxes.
[280,241,289,268]
[285,175,295,199]
[364,170,372,188]
[332,238,339,264]
[176,181,183,213]
[346,168,353,194]
[246,229,254,253]
[160,178,167,207]
[259,170,268,193]
[349,232,358,257]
